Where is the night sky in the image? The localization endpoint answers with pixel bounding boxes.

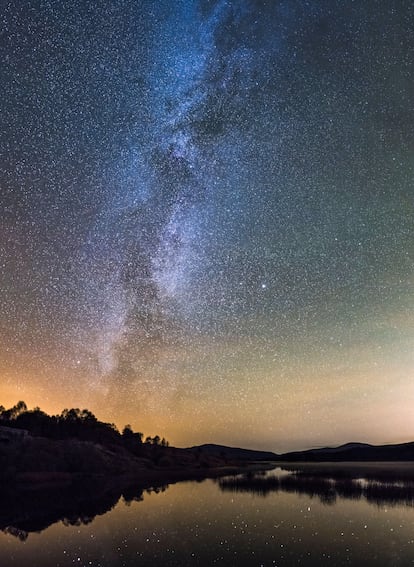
[1,1,413,451]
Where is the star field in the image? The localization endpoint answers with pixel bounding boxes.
[0,0,413,450]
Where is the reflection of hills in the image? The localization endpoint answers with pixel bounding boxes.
[218,467,414,508]
[0,477,169,541]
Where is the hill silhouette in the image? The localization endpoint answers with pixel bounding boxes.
[0,402,266,484]
[187,444,278,461]
[278,441,414,461]
[3,401,414,485]
[187,440,414,462]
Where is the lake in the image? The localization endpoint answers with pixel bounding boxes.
[1,464,414,566]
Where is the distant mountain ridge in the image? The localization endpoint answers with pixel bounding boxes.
[288,442,373,456]
[187,444,279,461]
[280,441,414,461]
[189,441,414,462]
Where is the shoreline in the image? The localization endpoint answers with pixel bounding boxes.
[11,461,277,490]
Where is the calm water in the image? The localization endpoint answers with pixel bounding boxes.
[2,466,414,566]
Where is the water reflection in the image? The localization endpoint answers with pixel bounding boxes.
[0,476,171,541]
[3,463,414,544]
[3,466,414,566]
[218,464,414,508]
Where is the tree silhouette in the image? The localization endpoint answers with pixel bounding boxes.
[0,400,27,421]
[0,401,166,454]
[122,425,134,437]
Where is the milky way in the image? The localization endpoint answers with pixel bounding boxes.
[1,1,413,450]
